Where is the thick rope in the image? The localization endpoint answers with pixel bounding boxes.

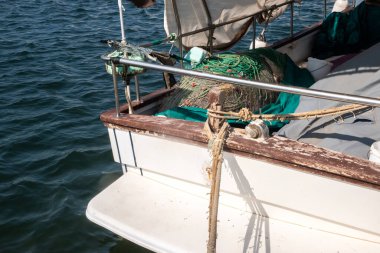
[208,104,372,122]
[204,120,229,253]
[203,102,373,252]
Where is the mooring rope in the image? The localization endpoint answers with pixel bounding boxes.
[200,94,377,253]
[208,103,372,122]
[202,102,373,252]
[204,118,230,253]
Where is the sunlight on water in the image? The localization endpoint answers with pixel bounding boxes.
[0,1,329,252]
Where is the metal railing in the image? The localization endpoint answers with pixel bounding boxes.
[107,57,380,117]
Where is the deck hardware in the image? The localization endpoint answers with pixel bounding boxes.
[245,119,269,140]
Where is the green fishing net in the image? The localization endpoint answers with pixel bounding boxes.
[160,49,283,112]
[158,48,315,130]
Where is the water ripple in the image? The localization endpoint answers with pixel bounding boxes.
[0,0,328,252]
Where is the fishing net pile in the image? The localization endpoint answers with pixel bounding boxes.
[160,49,285,112]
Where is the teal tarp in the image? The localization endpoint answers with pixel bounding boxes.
[313,2,380,59]
[157,106,207,123]
[259,54,315,129]
[156,106,247,128]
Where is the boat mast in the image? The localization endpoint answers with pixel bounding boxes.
[118,0,127,45]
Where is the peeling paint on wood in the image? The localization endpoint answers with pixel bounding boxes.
[101,112,380,190]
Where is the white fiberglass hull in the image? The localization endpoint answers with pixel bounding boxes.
[87,127,380,252]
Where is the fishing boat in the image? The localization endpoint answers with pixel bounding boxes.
[87,0,380,252]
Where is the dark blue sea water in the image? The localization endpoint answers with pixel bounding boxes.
[0,1,329,252]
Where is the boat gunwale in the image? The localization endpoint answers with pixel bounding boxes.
[101,107,380,191]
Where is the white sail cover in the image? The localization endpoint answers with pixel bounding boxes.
[164,0,289,50]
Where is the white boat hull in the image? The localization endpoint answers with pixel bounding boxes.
[86,126,380,252]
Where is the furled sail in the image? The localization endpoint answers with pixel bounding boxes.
[164,0,290,50]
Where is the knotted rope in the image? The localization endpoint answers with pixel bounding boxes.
[204,120,229,253]
[208,103,372,122]
[203,101,373,252]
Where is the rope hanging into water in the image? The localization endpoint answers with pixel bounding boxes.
[208,104,373,122]
[202,101,373,253]
[204,120,230,253]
